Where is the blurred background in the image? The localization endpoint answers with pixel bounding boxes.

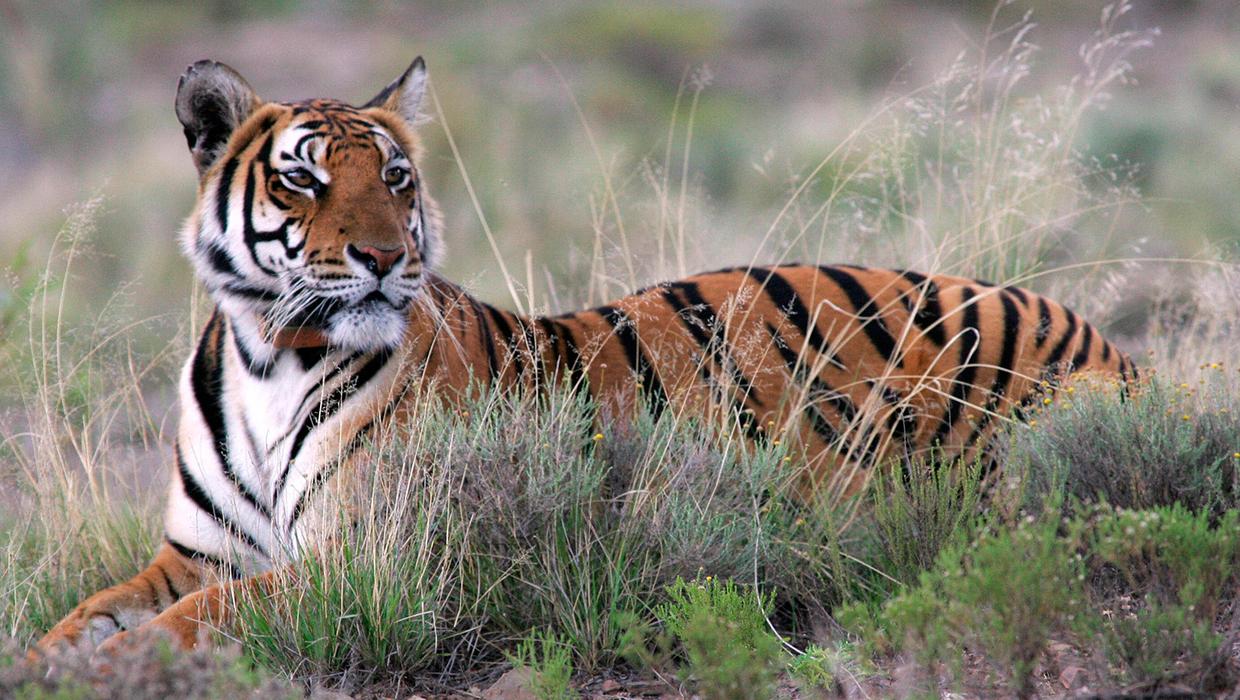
[0,0,1238,351]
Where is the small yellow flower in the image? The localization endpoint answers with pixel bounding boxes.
[1042,397,1053,406]
[783,456,792,462]
[1029,419,1038,427]
[593,433,604,441]
[772,439,781,446]
[705,575,712,582]
[1066,386,1075,394]
[1233,452,1240,459]
[462,410,470,418]
[1182,414,1191,422]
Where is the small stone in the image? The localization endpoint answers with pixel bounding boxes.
[1059,665,1086,689]
[601,678,622,693]
[481,667,539,700]
[309,687,353,700]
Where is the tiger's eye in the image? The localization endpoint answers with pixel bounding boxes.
[384,166,410,187]
[281,168,317,190]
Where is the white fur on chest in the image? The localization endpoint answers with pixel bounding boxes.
[166,330,377,570]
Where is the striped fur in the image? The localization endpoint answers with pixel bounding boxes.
[37,58,1135,654]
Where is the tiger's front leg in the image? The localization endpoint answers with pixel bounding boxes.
[35,542,210,653]
[95,570,279,654]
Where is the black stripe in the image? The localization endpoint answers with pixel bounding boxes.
[1071,322,1095,370]
[190,313,270,517]
[817,266,901,368]
[745,267,846,370]
[155,564,182,600]
[516,316,544,386]
[668,282,762,406]
[1005,285,1030,307]
[1101,338,1112,363]
[167,537,242,581]
[549,318,590,397]
[274,349,392,501]
[766,323,879,465]
[469,296,502,383]
[899,270,947,347]
[536,317,561,367]
[220,283,280,302]
[484,305,525,380]
[931,287,981,447]
[264,351,364,459]
[229,319,275,378]
[963,290,1022,448]
[288,368,419,529]
[1043,308,1079,372]
[295,344,331,371]
[214,157,239,236]
[662,285,762,440]
[1035,297,1053,348]
[204,242,240,277]
[599,305,669,420]
[176,447,266,556]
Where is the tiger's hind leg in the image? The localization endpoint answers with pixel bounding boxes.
[35,542,207,654]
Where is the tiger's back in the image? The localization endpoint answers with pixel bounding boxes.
[420,263,1133,492]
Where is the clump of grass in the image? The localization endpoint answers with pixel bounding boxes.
[0,198,170,645]
[1008,370,1239,516]
[232,383,846,689]
[867,456,984,588]
[506,630,578,700]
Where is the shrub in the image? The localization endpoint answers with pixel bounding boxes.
[506,630,577,700]
[4,636,297,700]
[884,510,1085,698]
[786,643,840,692]
[654,576,782,700]
[1008,371,1239,516]
[1081,504,1239,689]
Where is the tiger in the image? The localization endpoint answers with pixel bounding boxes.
[35,57,1137,655]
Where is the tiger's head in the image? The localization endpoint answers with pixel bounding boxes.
[175,57,441,352]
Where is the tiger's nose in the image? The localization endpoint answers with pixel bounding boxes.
[345,244,405,277]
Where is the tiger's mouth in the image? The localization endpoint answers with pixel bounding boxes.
[264,290,411,350]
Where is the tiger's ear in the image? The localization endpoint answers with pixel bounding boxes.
[175,60,261,176]
[363,56,427,125]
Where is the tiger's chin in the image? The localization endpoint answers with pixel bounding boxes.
[325,301,408,352]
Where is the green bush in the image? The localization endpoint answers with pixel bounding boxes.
[786,643,839,692]
[883,510,1085,698]
[654,576,782,700]
[507,630,577,700]
[1082,504,1239,689]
